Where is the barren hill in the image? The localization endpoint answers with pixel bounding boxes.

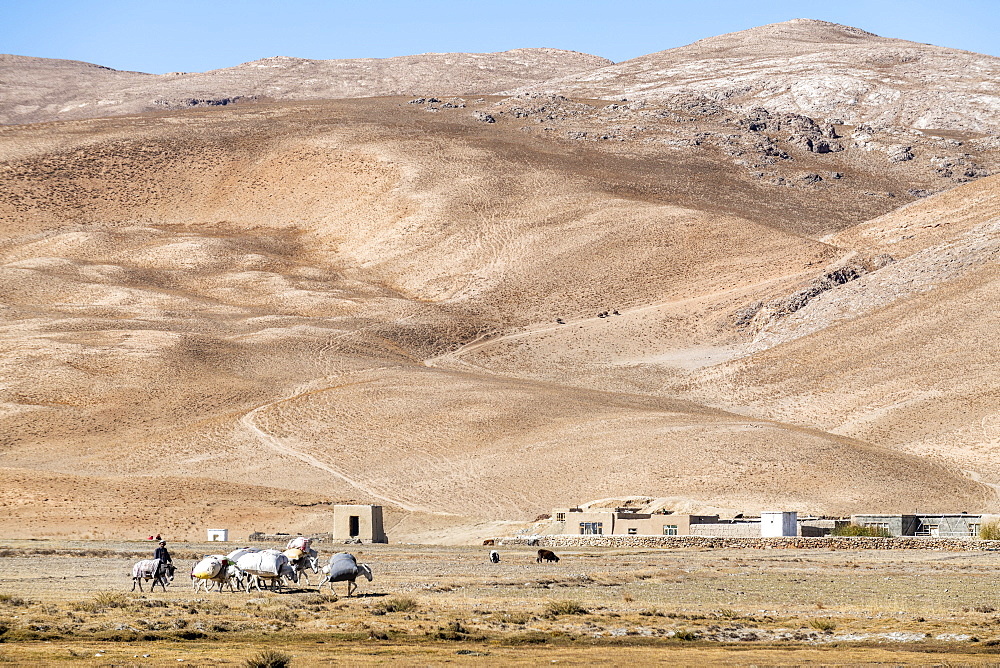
[513,19,1000,132]
[1,21,999,542]
[0,49,611,125]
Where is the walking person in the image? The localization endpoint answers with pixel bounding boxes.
[153,540,172,566]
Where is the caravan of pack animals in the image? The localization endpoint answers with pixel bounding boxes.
[4,16,1000,665]
[130,538,372,598]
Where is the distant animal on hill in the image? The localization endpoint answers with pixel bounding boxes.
[319,552,373,597]
[131,558,174,592]
[536,549,559,563]
[482,539,495,546]
[489,550,500,563]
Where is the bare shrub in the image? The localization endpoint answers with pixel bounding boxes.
[244,649,292,668]
[74,591,131,612]
[980,522,1000,540]
[0,594,29,607]
[371,597,418,615]
[831,524,891,538]
[809,618,837,632]
[544,599,587,616]
[496,611,530,625]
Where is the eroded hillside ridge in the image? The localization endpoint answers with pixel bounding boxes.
[511,19,1000,133]
[0,49,612,125]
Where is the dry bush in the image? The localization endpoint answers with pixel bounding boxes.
[74,591,131,612]
[544,599,587,616]
[432,620,482,641]
[244,649,292,668]
[830,524,891,538]
[980,522,1000,540]
[371,597,418,615]
[495,611,530,625]
[809,618,837,632]
[0,594,30,607]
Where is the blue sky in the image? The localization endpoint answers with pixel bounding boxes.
[3,0,998,74]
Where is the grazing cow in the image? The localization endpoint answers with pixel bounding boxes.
[536,549,559,563]
[482,539,496,546]
[489,550,500,563]
[132,558,174,592]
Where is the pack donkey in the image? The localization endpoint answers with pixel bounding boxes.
[132,558,175,592]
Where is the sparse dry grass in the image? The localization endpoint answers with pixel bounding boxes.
[0,541,998,665]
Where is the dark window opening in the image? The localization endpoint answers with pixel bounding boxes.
[349,515,360,537]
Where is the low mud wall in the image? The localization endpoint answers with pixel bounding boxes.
[498,535,1000,551]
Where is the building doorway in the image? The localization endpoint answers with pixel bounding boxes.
[349,515,360,538]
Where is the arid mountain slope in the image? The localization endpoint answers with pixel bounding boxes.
[0,49,611,125]
[1,95,993,540]
[514,19,1000,131]
[3,19,1000,540]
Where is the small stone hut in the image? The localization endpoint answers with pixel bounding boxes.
[332,504,387,543]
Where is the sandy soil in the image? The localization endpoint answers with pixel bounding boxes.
[0,86,998,539]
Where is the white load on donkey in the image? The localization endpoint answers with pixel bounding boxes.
[191,554,243,592]
[282,537,320,585]
[318,552,372,597]
[236,549,299,591]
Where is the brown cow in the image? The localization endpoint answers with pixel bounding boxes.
[482,539,496,546]
[536,549,559,563]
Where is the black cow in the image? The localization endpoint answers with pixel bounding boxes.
[536,549,559,563]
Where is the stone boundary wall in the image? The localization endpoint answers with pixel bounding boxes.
[498,535,1000,551]
[248,532,334,543]
[689,524,759,538]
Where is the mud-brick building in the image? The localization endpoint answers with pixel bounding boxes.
[332,504,388,543]
[544,507,721,536]
[852,513,987,537]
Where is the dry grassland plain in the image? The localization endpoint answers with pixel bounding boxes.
[2,540,1000,665]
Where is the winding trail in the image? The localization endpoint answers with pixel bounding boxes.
[240,379,458,516]
[962,469,1000,498]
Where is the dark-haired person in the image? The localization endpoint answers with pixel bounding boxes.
[153,540,172,566]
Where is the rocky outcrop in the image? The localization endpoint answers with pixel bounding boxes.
[511,19,1000,132]
[732,254,894,331]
